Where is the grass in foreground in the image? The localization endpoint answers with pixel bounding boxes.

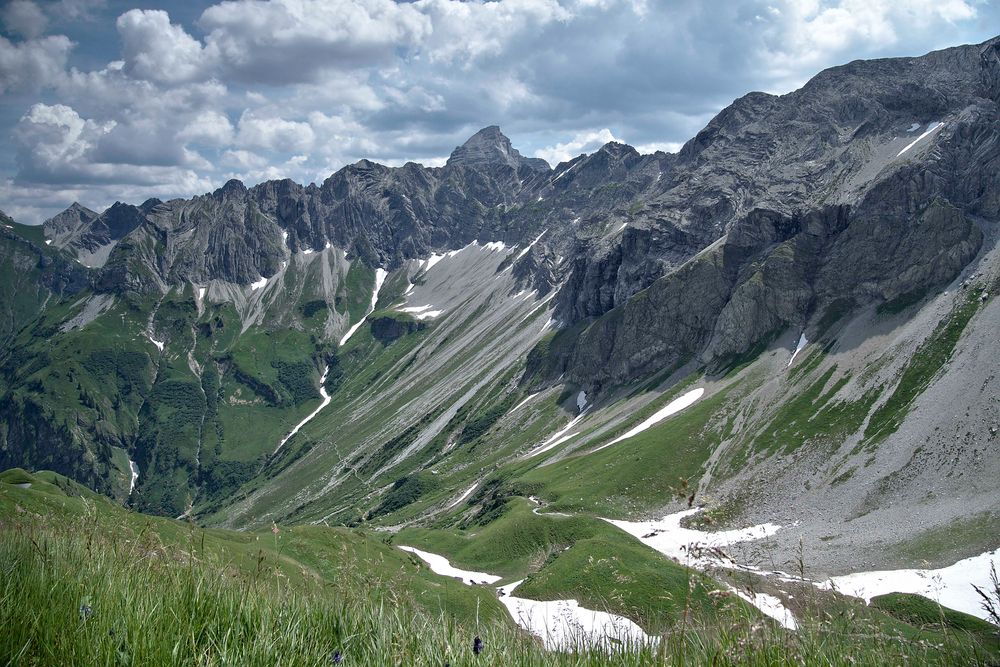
[2,470,998,665]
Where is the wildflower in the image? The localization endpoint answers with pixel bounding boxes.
[473,636,483,656]
[271,522,280,535]
[330,650,343,664]
[78,604,93,621]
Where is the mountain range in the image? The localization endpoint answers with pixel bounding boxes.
[1,34,999,604]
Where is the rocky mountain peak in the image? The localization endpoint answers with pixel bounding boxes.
[43,202,99,237]
[216,179,248,198]
[446,125,550,172]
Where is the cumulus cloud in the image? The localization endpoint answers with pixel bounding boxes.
[117,9,208,84]
[534,128,617,165]
[13,103,115,183]
[1,0,48,38]
[199,0,431,83]
[755,0,980,86]
[178,110,235,145]
[236,110,316,152]
[12,102,213,203]
[0,35,72,93]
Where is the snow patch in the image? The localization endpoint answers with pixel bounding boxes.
[511,392,540,414]
[197,286,206,302]
[446,483,479,509]
[730,588,797,631]
[787,333,807,368]
[530,410,589,457]
[497,580,653,651]
[249,275,268,291]
[819,549,1000,622]
[593,388,704,452]
[128,459,139,495]
[147,335,164,352]
[897,121,943,157]
[483,241,506,252]
[906,122,920,132]
[281,230,288,244]
[423,253,446,273]
[397,546,501,585]
[605,509,794,629]
[45,239,53,245]
[515,230,548,261]
[576,390,588,411]
[605,508,782,570]
[397,546,652,650]
[303,248,315,255]
[399,303,444,319]
[339,268,388,346]
[399,304,434,314]
[274,366,333,453]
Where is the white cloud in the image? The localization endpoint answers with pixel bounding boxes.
[199,0,431,83]
[12,102,213,199]
[758,0,979,85]
[0,35,72,93]
[236,111,316,152]
[13,103,115,181]
[178,110,235,145]
[220,149,267,170]
[633,141,684,154]
[1,0,48,38]
[534,128,617,165]
[116,9,208,84]
[414,0,573,63]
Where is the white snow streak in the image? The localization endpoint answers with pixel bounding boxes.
[483,241,506,252]
[605,508,782,570]
[592,388,704,452]
[731,588,797,631]
[605,509,794,629]
[249,275,268,291]
[398,546,652,650]
[787,333,807,368]
[147,335,164,351]
[446,483,479,510]
[820,549,1000,622]
[128,459,139,495]
[516,230,548,260]
[339,268,388,346]
[510,392,540,414]
[197,286,206,302]
[497,580,653,651]
[530,409,589,457]
[897,121,943,157]
[397,546,501,585]
[274,366,332,454]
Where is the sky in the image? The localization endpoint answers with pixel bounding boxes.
[1,0,998,224]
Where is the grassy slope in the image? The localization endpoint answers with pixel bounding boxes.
[5,469,996,666]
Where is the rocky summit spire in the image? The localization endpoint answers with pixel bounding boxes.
[446,126,549,171]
